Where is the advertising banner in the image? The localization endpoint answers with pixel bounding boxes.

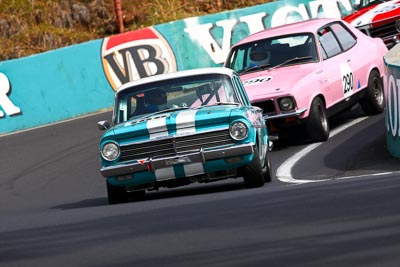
[0,0,352,134]
[384,44,400,158]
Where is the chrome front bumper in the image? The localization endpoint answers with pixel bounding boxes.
[100,143,255,178]
[263,107,307,120]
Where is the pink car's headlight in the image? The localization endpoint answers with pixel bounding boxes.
[278,97,295,111]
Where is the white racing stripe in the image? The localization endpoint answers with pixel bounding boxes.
[155,167,175,181]
[176,110,205,176]
[276,117,369,184]
[184,162,204,176]
[147,116,168,139]
[176,109,197,135]
[151,110,199,180]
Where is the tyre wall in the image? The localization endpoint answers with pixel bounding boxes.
[384,44,400,158]
[0,0,352,135]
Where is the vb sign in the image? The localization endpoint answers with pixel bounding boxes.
[101,27,177,91]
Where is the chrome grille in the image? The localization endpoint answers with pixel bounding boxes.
[368,20,398,40]
[119,129,233,162]
[253,100,276,116]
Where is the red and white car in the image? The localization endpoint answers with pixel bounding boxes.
[343,0,400,48]
[224,18,387,142]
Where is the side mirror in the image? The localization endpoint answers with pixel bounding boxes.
[97,120,110,131]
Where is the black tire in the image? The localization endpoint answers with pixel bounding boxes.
[305,97,329,142]
[241,147,265,188]
[107,181,128,205]
[360,70,384,115]
[129,190,146,201]
[263,152,273,183]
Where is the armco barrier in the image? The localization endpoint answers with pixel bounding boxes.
[384,44,400,158]
[0,0,352,135]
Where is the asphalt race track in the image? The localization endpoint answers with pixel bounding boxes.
[1,108,400,267]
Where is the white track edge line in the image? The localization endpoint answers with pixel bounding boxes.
[276,117,368,184]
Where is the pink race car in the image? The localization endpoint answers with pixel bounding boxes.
[343,0,400,48]
[224,18,387,142]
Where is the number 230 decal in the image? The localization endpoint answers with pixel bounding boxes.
[340,63,354,98]
[243,76,272,85]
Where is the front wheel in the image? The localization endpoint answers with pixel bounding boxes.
[107,181,128,205]
[305,97,329,142]
[241,147,265,188]
[360,70,384,115]
[263,152,273,183]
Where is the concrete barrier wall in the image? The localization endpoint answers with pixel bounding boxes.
[384,44,400,158]
[0,0,352,135]
[0,41,114,134]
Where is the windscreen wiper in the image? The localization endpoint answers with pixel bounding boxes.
[241,63,271,74]
[199,102,240,107]
[270,56,312,70]
[130,106,190,121]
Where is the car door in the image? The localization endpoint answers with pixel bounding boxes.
[329,22,367,100]
[317,23,357,108]
[317,25,347,108]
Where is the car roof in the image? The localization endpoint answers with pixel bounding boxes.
[116,67,236,93]
[233,18,340,46]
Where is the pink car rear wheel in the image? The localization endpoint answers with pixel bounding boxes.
[360,70,384,115]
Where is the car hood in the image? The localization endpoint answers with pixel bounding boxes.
[239,64,316,102]
[103,105,241,142]
[343,0,400,27]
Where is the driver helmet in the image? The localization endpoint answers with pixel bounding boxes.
[145,89,168,111]
[250,45,270,66]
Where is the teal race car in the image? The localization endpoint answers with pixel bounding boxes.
[98,67,272,204]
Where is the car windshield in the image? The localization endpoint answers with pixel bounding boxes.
[357,0,389,8]
[114,74,240,123]
[226,33,318,74]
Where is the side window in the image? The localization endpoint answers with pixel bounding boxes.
[330,23,356,51]
[318,27,342,59]
[228,49,247,73]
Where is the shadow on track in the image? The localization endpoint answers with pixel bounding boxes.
[272,103,368,150]
[52,180,246,210]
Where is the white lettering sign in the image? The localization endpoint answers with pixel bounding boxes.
[0,73,21,118]
[184,19,238,64]
[386,74,400,138]
[184,0,352,65]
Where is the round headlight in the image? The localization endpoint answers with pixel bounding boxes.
[279,97,295,111]
[230,121,248,140]
[101,142,120,161]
